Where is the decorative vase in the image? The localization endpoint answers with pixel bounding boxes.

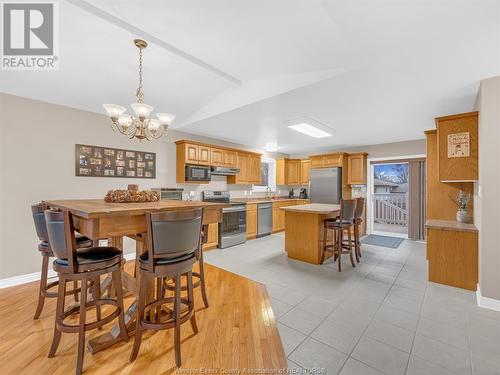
[456,209,469,223]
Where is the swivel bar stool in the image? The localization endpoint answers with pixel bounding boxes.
[321,199,356,271]
[45,209,128,375]
[130,209,203,368]
[31,203,92,319]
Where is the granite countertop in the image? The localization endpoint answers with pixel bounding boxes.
[280,203,341,214]
[231,197,308,204]
[425,219,478,233]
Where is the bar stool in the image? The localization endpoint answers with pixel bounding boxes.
[45,210,128,375]
[163,223,209,308]
[353,197,365,261]
[31,203,93,319]
[321,199,356,272]
[130,209,203,368]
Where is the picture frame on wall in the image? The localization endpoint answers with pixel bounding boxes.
[75,144,156,179]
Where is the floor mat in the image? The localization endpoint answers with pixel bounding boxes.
[361,234,404,249]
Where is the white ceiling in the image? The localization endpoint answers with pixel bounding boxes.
[1,0,498,154]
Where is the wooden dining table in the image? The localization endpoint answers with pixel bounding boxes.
[43,199,227,354]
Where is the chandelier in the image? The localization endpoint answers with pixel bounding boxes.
[103,39,174,141]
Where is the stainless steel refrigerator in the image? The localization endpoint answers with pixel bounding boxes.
[309,167,342,204]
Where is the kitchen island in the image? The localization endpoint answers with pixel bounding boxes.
[281,203,340,264]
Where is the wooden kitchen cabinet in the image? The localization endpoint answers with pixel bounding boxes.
[300,160,311,185]
[210,148,225,166]
[426,221,478,290]
[276,158,306,185]
[224,150,238,168]
[202,223,219,250]
[246,203,258,239]
[286,160,301,185]
[435,111,478,182]
[184,143,200,164]
[227,152,261,184]
[347,153,367,185]
[272,201,296,232]
[198,145,211,165]
[310,153,344,168]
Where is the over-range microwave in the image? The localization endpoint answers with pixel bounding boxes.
[185,165,211,181]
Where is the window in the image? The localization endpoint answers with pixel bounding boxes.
[253,157,276,192]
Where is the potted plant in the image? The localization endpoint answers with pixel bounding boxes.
[450,190,471,223]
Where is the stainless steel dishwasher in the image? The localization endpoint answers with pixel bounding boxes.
[257,203,273,237]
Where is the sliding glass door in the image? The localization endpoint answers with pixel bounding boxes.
[370,162,409,238]
[368,158,426,240]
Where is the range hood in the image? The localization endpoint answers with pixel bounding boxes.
[210,166,240,176]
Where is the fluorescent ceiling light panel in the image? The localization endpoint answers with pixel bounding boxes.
[288,123,332,138]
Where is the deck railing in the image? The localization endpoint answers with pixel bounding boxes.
[373,193,408,226]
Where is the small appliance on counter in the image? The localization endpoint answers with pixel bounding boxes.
[299,188,308,199]
[202,191,247,249]
[288,188,294,198]
[151,188,183,200]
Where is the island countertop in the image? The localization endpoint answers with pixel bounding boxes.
[43,199,227,219]
[281,203,340,214]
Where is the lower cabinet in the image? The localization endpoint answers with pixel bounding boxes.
[272,201,296,232]
[246,203,257,239]
[202,223,219,250]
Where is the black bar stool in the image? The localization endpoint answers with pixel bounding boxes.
[45,209,128,375]
[130,209,203,368]
[321,199,356,271]
[31,203,93,319]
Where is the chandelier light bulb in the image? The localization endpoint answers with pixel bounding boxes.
[103,104,126,118]
[156,113,175,125]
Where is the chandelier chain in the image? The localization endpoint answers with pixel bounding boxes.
[136,46,144,103]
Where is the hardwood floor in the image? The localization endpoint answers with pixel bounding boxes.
[0,263,286,374]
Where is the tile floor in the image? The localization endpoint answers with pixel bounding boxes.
[204,233,500,375]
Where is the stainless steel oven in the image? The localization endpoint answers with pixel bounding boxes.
[185,165,210,182]
[202,191,247,249]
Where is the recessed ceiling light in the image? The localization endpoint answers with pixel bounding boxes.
[288,123,332,138]
[265,143,279,152]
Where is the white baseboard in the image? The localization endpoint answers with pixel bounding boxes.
[476,284,500,312]
[0,252,137,289]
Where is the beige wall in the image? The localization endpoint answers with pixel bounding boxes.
[0,93,284,279]
[476,76,500,300]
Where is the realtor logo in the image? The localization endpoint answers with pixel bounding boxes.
[1,1,59,70]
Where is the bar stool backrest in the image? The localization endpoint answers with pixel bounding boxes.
[31,203,49,243]
[146,209,204,268]
[339,199,356,223]
[354,197,365,220]
[44,210,77,270]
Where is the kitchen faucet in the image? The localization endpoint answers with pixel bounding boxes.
[265,187,272,200]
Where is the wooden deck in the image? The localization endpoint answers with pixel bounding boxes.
[0,263,286,374]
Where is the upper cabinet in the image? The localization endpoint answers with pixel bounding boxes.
[300,160,311,185]
[435,112,478,182]
[227,152,261,185]
[210,148,238,168]
[347,153,368,185]
[210,148,225,166]
[310,153,344,168]
[276,159,306,185]
[176,140,261,184]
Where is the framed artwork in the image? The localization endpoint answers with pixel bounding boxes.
[75,144,156,178]
[447,132,470,158]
